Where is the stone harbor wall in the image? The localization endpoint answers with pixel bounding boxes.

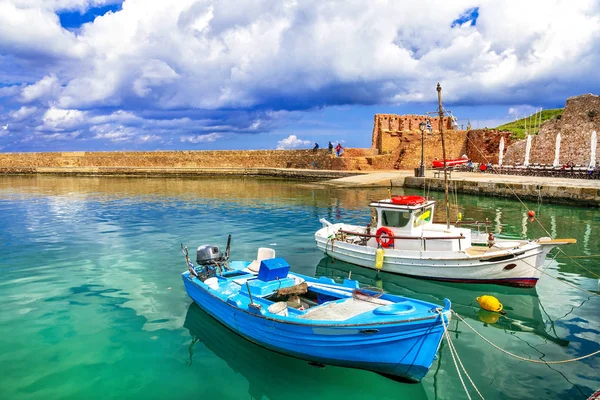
[0,149,349,172]
[504,94,600,166]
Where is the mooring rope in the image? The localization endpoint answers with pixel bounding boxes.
[452,311,600,364]
[438,309,485,400]
[464,135,600,280]
[518,248,600,297]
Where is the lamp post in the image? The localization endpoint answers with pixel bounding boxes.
[418,122,426,177]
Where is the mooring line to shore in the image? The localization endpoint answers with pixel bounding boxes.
[438,309,485,400]
[463,135,600,280]
[452,311,600,364]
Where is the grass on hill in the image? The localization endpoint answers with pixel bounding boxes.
[495,108,564,139]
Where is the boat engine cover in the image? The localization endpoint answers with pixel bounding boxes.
[196,245,223,264]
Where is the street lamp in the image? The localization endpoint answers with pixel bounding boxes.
[418,122,426,177]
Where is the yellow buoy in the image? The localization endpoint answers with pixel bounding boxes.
[375,248,384,269]
[457,212,463,221]
[476,295,503,313]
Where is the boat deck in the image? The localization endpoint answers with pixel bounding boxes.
[464,240,529,257]
[298,298,383,321]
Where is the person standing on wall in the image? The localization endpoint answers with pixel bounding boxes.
[328,141,334,154]
[313,142,319,152]
[335,143,344,157]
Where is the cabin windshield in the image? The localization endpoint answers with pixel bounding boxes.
[381,210,411,228]
[413,206,433,228]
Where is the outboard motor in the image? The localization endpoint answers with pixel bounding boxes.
[184,235,231,281]
[196,245,224,265]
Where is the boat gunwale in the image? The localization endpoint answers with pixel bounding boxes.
[316,234,544,263]
[183,272,450,328]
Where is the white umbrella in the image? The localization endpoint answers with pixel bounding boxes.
[524,135,532,167]
[498,137,505,166]
[590,131,597,169]
[553,132,561,167]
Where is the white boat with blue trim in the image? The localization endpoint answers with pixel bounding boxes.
[315,195,575,287]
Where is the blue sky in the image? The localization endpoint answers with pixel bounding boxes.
[1,0,599,152]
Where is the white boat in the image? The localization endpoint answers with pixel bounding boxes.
[316,83,575,288]
[315,195,575,287]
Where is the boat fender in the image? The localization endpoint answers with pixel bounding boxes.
[375,248,384,269]
[376,227,395,248]
[476,295,505,314]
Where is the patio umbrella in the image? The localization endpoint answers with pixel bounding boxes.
[553,132,561,167]
[590,131,597,169]
[498,137,505,166]
[524,135,532,167]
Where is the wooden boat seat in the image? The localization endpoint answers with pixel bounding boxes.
[297,298,388,321]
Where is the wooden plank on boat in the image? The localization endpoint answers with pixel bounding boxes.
[537,238,577,244]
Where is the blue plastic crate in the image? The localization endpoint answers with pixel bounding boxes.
[257,258,290,282]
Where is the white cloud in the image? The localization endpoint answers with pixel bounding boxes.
[41,107,85,130]
[21,75,61,103]
[0,2,86,59]
[10,106,37,121]
[180,133,222,143]
[137,134,162,143]
[91,125,137,142]
[276,134,311,150]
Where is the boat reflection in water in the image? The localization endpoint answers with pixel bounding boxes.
[316,257,569,347]
[183,303,428,400]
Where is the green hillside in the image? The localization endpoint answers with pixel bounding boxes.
[495,108,564,139]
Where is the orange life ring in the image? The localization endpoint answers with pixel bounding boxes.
[376,227,395,248]
[391,195,426,206]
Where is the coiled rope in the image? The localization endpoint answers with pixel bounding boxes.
[452,311,600,364]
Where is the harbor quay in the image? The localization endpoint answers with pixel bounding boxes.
[320,170,600,207]
[1,159,598,206]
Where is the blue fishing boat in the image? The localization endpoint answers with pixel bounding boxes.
[181,241,451,382]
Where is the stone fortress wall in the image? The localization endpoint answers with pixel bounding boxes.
[504,94,600,166]
[370,113,508,168]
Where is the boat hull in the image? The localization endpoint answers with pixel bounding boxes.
[315,227,552,288]
[432,158,468,168]
[182,273,448,382]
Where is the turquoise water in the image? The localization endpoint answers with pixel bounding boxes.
[0,175,598,399]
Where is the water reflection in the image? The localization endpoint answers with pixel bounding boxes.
[183,303,428,400]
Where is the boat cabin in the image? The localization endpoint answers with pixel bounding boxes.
[369,196,435,235]
[367,195,469,251]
